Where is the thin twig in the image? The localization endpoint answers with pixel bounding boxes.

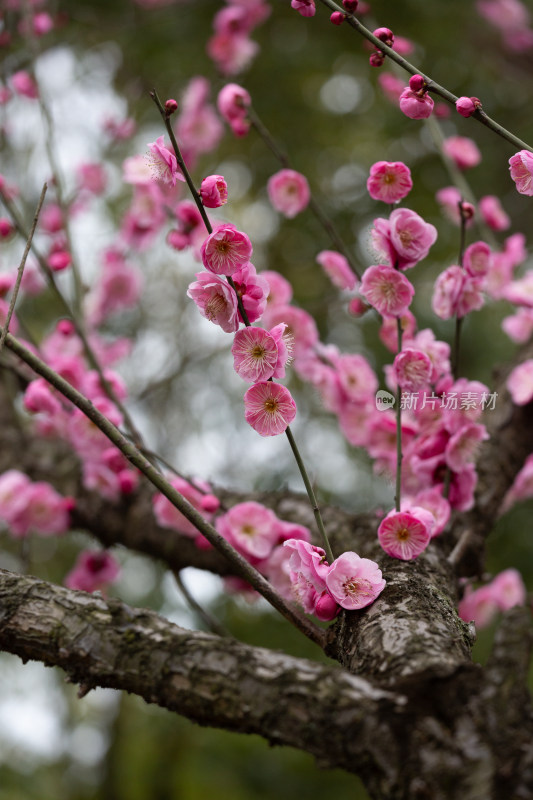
[0,183,47,355]
[317,0,533,153]
[0,326,328,650]
[172,571,231,638]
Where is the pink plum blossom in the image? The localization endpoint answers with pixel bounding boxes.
[366,161,413,204]
[261,270,294,314]
[377,508,431,560]
[502,308,533,343]
[316,250,357,291]
[411,487,451,538]
[11,70,38,99]
[509,150,533,196]
[200,175,228,207]
[463,241,491,279]
[393,348,432,392]
[217,83,251,136]
[216,501,280,561]
[507,359,533,405]
[490,568,527,610]
[65,550,120,594]
[187,271,239,333]
[265,304,318,360]
[243,381,297,436]
[455,96,478,117]
[445,423,489,472]
[325,552,386,610]
[432,266,484,319]
[146,136,183,186]
[399,87,434,119]
[458,584,499,629]
[479,195,510,231]
[378,72,405,103]
[442,136,482,170]
[371,209,437,270]
[231,262,269,324]
[435,187,475,227]
[77,163,107,195]
[337,354,378,403]
[201,224,253,276]
[379,311,417,352]
[176,77,224,163]
[267,169,310,218]
[283,539,336,620]
[232,324,291,382]
[291,0,316,16]
[359,265,415,317]
[502,271,533,307]
[152,476,217,539]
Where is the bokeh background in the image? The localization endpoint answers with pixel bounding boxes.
[1,1,533,798]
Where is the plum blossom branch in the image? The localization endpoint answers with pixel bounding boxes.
[0,182,47,356]
[150,86,335,562]
[0,189,148,452]
[0,325,327,650]
[316,0,533,153]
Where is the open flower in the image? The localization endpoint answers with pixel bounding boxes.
[146,136,183,186]
[244,381,296,436]
[232,326,281,383]
[187,271,239,332]
[509,150,533,196]
[366,161,413,204]
[360,265,415,317]
[325,551,386,610]
[267,169,310,218]
[201,224,253,276]
[377,508,431,560]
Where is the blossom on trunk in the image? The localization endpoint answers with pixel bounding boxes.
[325,551,386,610]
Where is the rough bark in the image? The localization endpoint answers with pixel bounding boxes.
[1,568,532,800]
[1,339,533,798]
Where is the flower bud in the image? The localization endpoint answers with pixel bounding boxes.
[342,0,358,12]
[164,98,178,116]
[409,74,426,93]
[330,11,345,24]
[373,27,394,46]
[369,51,385,67]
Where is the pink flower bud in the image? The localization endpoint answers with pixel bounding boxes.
[200,494,221,513]
[0,218,13,238]
[164,98,178,116]
[200,174,228,208]
[369,52,385,67]
[373,27,394,46]
[48,251,72,272]
[330,11,345,24]
[455,96,477,118]
[408,74,426,92]
[342,0,358,12]
[399,87,434,119]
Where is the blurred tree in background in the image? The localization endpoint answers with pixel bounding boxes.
[1,1,533,798]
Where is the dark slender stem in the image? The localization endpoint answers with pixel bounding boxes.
[0,183,47,355]
[394,318,403,513]
[285,425,334,563]
[0,327,327,650]
[150,87,333,560]
[173,571,231,638]
[317,0,533,153]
